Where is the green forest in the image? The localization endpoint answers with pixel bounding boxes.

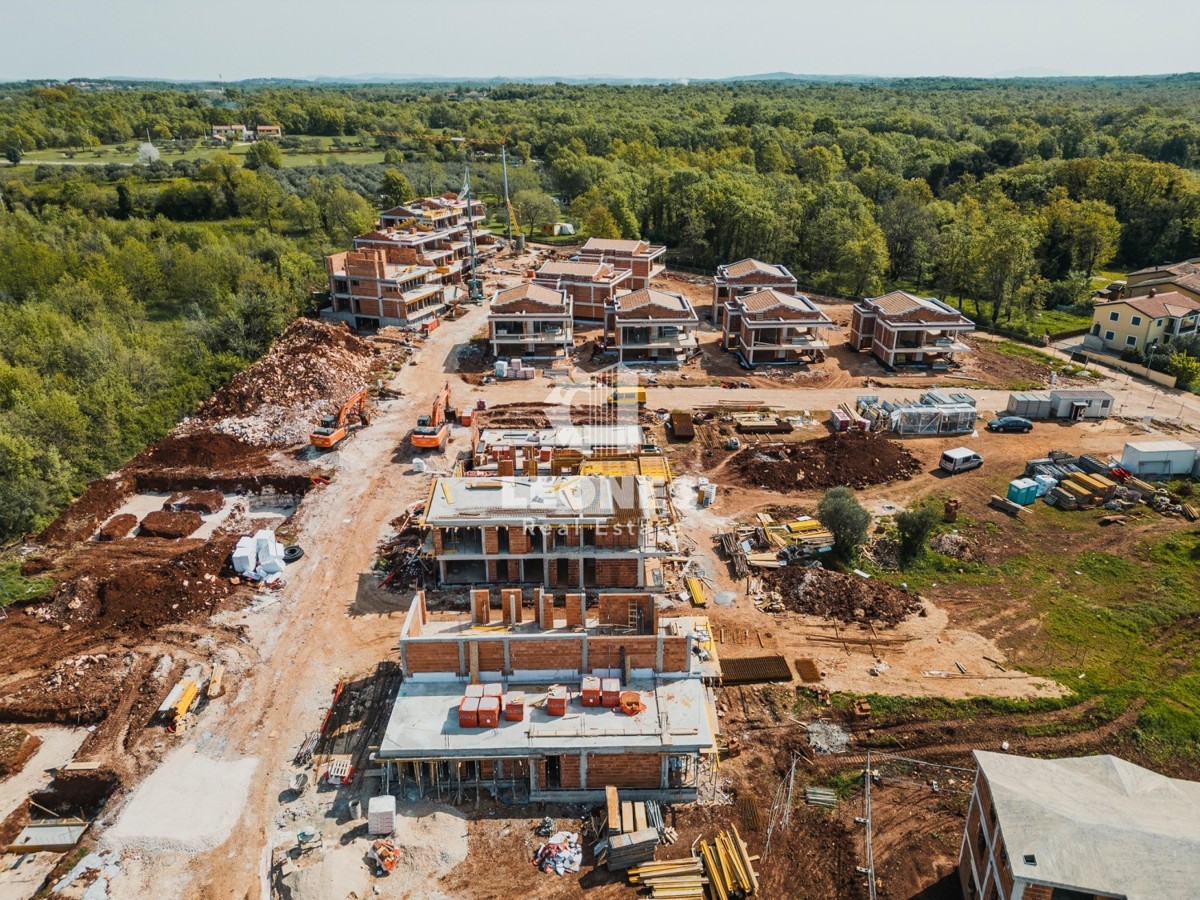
[2,77,1200,540]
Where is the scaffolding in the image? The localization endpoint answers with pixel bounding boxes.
[857,391,977,436]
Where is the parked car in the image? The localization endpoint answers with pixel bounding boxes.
[940,447,984,475]
[987,416,1033,434]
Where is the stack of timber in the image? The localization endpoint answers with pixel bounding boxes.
[604,828,660,870]
[628,858,707,898]
[596,786,661,869]
[698,826,760,898]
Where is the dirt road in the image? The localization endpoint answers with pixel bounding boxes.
[98,310,478,898]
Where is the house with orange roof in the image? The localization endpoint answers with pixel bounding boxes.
[723,289,834,367]
[578,238,666,290]
[849,291,974,369]
[532,260,630,321]
[1087,288,1200,354]
[712,259,798,328]
[1124,258,1200,306]
[488,283,574,360]
[604,290,699,364]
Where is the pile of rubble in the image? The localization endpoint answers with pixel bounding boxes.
[188,319,380,445]
[728,431,920,493]
[762,566,922,627]
[806,721,850,754]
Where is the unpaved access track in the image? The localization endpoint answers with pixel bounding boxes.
[9,258,1200,899]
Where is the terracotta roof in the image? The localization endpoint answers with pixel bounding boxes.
[1127,260,1199,279]
[490,283,568,312]
[581,238,650,254]
[1111,292,1200,320]
[610,289,697,320]
[1132,271,1200,296]
[535,260,615,279]
[864,291,972,324]
[721,259,794,280]
[736,289,832,321]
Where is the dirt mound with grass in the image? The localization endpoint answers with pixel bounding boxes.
[728,430,920,492]
[768,566,923,627]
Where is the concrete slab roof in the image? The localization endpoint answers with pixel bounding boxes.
[975,751,1200,899]
[379,677,715,760]
[475,425,646,453]
[424,475,654,525]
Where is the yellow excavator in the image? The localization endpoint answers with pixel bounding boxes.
[310,387,372,450]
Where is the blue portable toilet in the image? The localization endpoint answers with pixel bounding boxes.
[1007,477,1039,505]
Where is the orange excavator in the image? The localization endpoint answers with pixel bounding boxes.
[309,387,372,449]
[411,382,452,451]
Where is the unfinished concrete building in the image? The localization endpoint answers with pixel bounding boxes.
[604,290,700,365]
[323,246,456,329]
[532,260,630,321]
[712,259,798,328]
[578,238,667,290]
[378,589,719,802]
[471,426,649,473]
[849,291,974,370]
[959,750,1200,900]
[421,474,675,589]
[722,289,834,367]
[487,284,574,360]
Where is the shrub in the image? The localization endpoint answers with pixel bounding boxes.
[817,487,871,562]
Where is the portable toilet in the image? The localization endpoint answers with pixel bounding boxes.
[1007,477,1039,506]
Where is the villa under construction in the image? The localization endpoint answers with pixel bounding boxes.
[377,589,719,802]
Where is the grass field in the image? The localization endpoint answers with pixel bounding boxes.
[17,137,388,169]
[0,559,52,607]
[874,510,1200,753]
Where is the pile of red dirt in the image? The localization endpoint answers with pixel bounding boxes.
[37,475,136,547]
[31,537,237,635]
[0,727,40,780]
[164,490,225,514]
[194,319,377,421]
[97,514,138,542]
[728,430,920,492]
[137,510,202,539]
[768,566,922,627]
[137,432,266,469]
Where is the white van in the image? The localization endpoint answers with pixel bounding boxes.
[940,447,983,475]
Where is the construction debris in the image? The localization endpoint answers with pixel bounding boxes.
[807,721,850,755]
[762,566,922,626]
[535,830,584,876]
[727,430,920,493]
[628,857,707,898]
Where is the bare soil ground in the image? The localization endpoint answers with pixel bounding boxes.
[8,258,1200,900]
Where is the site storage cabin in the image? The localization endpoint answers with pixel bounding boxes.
[1048,390,1114,420]
[1006,391,1052,420]
[1120,441,1199,478]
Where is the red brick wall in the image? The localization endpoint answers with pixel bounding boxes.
[597,594,653,629]
[509,639,582,672]
[509,528,531,554]
[596,525,638,549]
[559,753,583,789]
[594,558,642,587]
[476,641,505,673]
[584,752,661,790]
[483,527,499,554]
[405,642,461,674]
[660,637,688,673]
[487,560,499,581]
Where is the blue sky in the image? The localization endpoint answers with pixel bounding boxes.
[4,0,1198,82]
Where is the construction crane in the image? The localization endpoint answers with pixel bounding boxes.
[411,382,453,451]
[372,127,520,242]
[310,387,372,450]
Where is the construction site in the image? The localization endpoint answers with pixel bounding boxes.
[2,206,1200,900]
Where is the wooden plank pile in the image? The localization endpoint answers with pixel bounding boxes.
[698,826,760,898]
[628,858,707,898]
[595,786,673,870]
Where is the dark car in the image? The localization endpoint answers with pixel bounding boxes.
[987,416,1033,433]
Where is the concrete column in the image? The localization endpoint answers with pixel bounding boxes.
[457,640,466,677]
[655,630,663,673]
[579,752,588,791]
[503,637,511,675]
[581,633,588,674]
[660,756,669,789]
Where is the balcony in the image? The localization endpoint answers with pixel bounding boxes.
[620,330,699,351]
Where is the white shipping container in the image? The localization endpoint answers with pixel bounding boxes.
[1120,441,1198,478]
